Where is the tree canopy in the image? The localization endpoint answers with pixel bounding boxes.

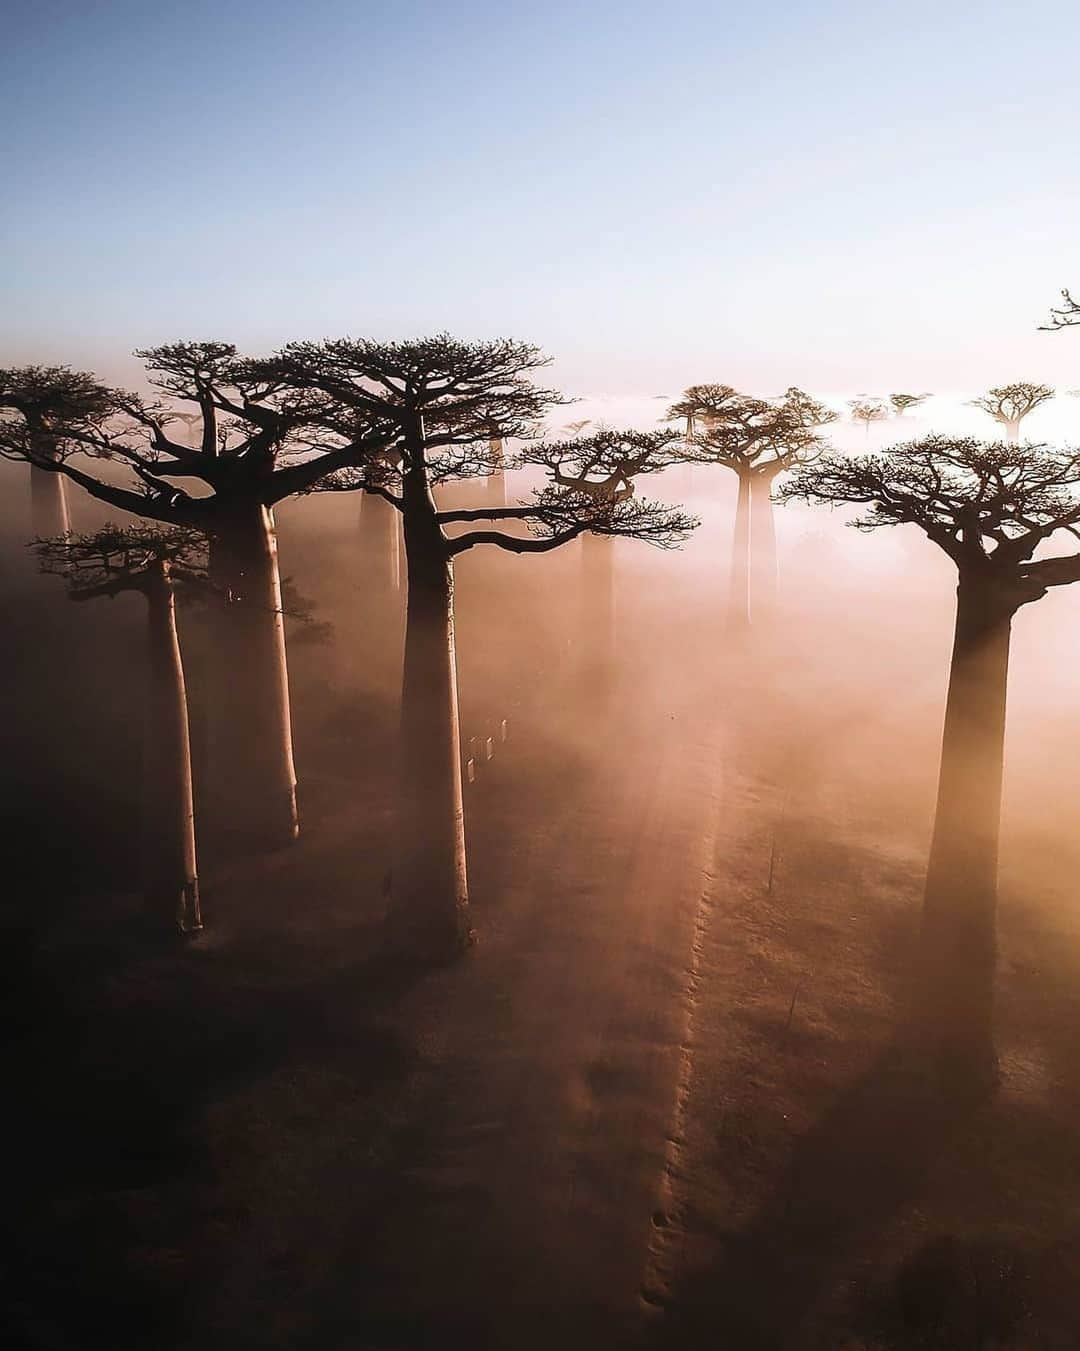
[779,436,1080,601]
[670,384,836,476]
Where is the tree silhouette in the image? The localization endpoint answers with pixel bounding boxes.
[0,366,112,538]
[672,385,835,627]
[262,336,696,960]
[35,525,208,935]
[781,436,1080,1084]
[0,345,385,848]
[848,398,890,440]
[520,428,691,689]
[1040,288,1080,331]
[968,382,1054,445]
[890,392,931,418]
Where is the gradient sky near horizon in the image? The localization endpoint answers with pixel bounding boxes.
[3,0,1079,397]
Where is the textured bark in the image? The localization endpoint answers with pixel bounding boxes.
[30,460,70,539]
[750,471,778,622]
[142,563,201,934]
[728,471,752,630]
[388,468,472,958]
[580,530,616,695]
[207,500,299,848]
[917,573,1014,1082]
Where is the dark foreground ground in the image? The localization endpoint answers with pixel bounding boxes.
[4,479,1080,1350]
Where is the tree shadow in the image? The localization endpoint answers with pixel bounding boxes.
[656,1050,979,1349]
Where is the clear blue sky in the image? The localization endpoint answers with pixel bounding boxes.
[3,0,1078,395]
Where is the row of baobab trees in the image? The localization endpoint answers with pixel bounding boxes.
[2,285,1079,1088]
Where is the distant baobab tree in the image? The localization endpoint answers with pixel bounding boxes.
[890,392,931,417]
[0,365,112,538]
[0,345,386,849]
[671,384,835,627]
[664,384,731,441]
[520,428,691,689]
[1040,288,1080,331]
[35,525,208,935]
[261,336,695,960]
[968,382,1054,445]
[781,436,1080,1086]
[847,398,890,439]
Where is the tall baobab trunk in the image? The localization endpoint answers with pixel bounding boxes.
[917,572,1014,1082]
[30,460,70,538]
[487,436,507,506]
[142,561,201,934]
[580,530,616,694]
[1003,420,1020,446]
[359,489,401,593]
[728,471,752,630]
[749,470,778,622]
[388,467,472,958]
[207,499,299,848]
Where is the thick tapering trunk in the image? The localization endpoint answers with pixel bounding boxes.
[750,471,778,622]
[359,489,402,593]
[207,500,299,848]
[487,436,507,506]
[142,564,201,934]
[1004,420,1020,446]
[728,471,752,630]
[580,530,616,695]
[388,469,471,959]
[917,574,1014,1083]
[30,461,70,539]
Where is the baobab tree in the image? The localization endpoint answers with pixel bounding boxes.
[262,336,696,960]
[520,428,688,688]
[35,525,208,936]
[671,384,835,627]
[664,384,736,441]
[0,346,385,848]
[968,382,1054,444]
[848,398,890,440]
[0,365,112,538]
[781,436,1080,1085]
[890,392,931,418]
[1040,288,1080,331]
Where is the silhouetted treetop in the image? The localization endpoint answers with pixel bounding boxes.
[1040,288,1080,331]
[0,348,387,525]
[967,382,1054,428]
[321,425,697,555]
[259,336,563,481]
[780,436,1080,594]
[520,428,684,503]
[1,365,114,461]
[677,385,835,475]
[848,399,890,427]
[890,392,931,415]
[34,523,209,599]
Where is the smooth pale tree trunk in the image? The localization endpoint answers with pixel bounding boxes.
[728,471,752,630]
[1003,420,1020,446]
[207,499,299,848]
[917,572,1015,1084]
[487,436,506,506]
[142,562,201,934]
[30,460,70,539]
[749,471,778,623]
[388,468,472,959]
[359,489,401,592]
[580,530,616,695]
